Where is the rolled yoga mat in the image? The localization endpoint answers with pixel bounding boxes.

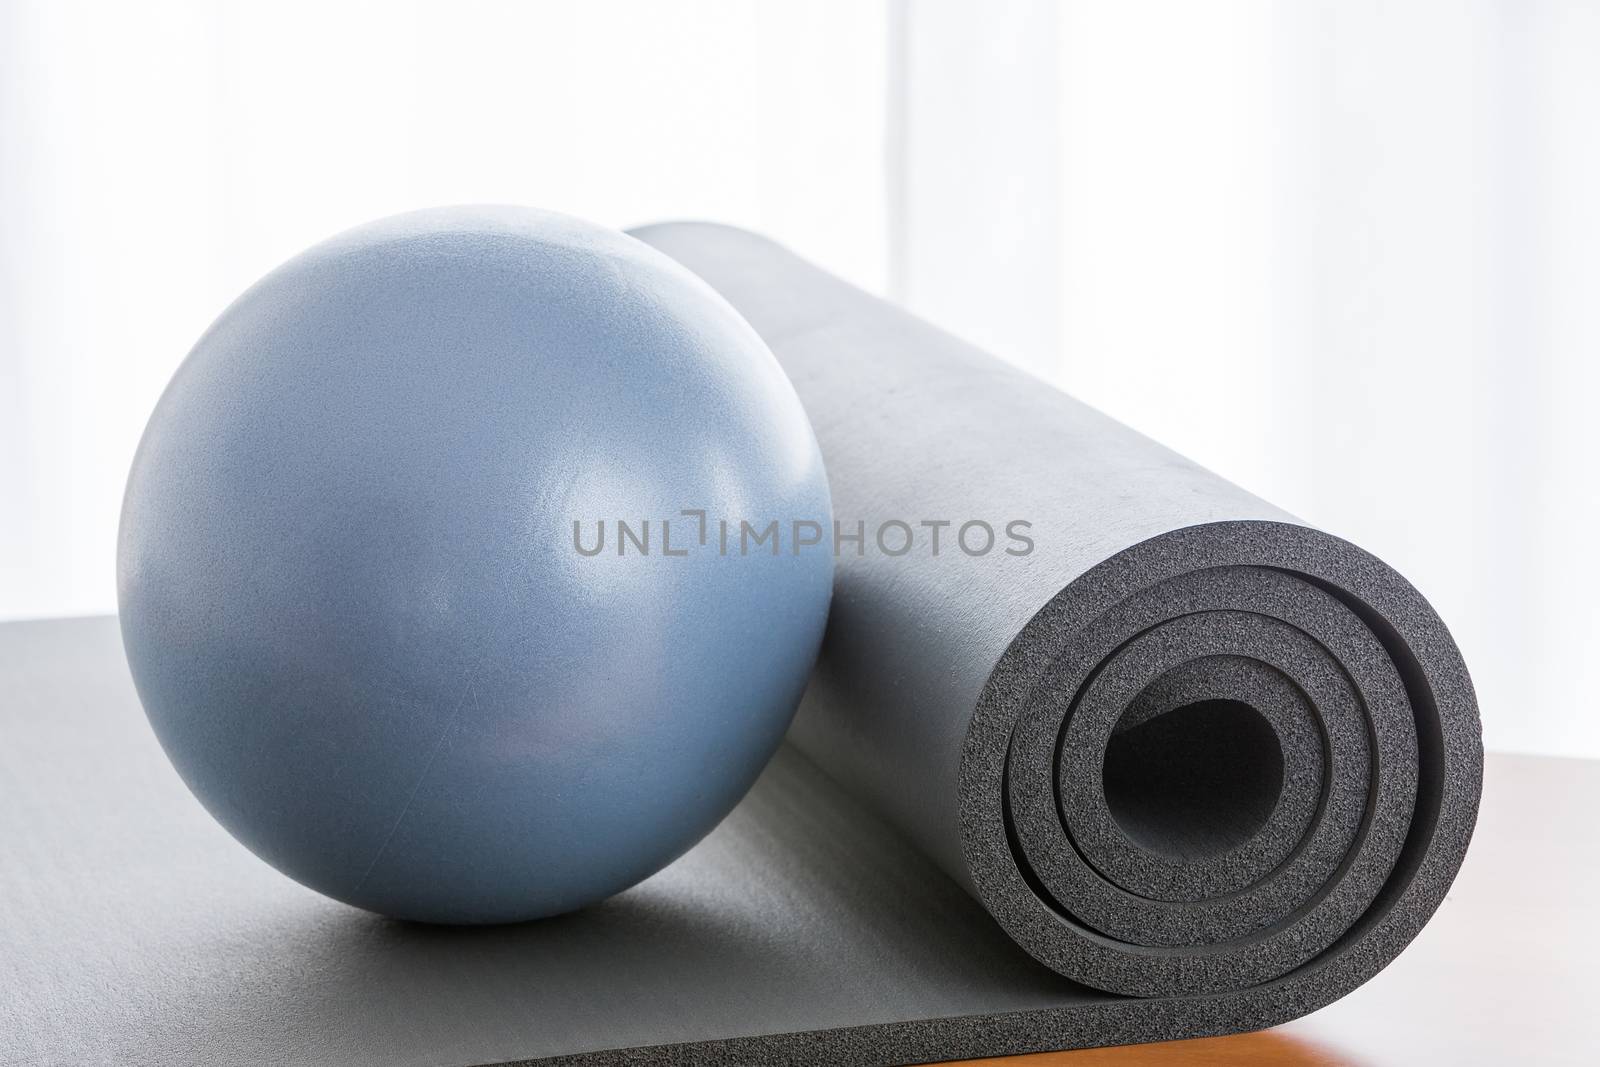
[629,223,1483,1032]
[0,225,1482,1067]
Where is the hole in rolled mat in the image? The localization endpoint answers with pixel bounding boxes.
[1101,698,1284,862]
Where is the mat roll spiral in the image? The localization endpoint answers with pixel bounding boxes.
[634,221,1483,1019]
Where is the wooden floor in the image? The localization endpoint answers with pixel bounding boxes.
[938,753,1599,1065]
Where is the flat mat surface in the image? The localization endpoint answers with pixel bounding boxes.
[0,618,1573,1066]
[0,617,1094,1067]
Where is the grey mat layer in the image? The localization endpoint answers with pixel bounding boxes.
[0,618,1300,1065]
[2,225,1483,1066]
[632,225,1479,1042]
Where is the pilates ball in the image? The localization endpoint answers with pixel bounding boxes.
[118,207,833,923]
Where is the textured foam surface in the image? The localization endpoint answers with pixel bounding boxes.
[0,617,1479,1065]
[634,224,1483,1041]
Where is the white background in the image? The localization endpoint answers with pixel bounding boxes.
[2,1,1595,758]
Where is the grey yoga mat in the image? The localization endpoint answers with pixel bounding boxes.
[0,226,1482,1067]
[631,223,1482,1036]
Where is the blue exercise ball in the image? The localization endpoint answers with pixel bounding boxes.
[118,206,833,923]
